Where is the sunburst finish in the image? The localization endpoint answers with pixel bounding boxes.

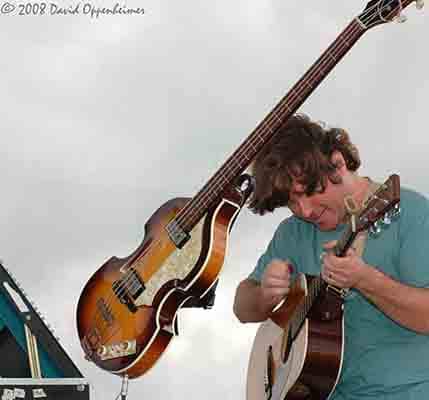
[76,192,243,378]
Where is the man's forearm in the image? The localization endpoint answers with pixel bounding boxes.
[233,279,276,323]
[356,266,429,334]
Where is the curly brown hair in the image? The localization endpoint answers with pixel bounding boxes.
[249,114,361,215]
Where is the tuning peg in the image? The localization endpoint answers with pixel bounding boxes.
[369,221,382,237]
[416,0,425,9]
[391,204,401,220]
[382,213,392,225]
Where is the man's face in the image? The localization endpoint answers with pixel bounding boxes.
[287,177,347,231]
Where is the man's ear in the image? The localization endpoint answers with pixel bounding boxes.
[330,151,347,175]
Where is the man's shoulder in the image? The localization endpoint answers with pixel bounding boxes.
[400,186,429,204]
[400,186,429,214]
[398,186,429,229]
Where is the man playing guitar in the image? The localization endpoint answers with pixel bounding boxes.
[233,114,429,399]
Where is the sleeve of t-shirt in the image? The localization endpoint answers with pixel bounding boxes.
[248,218,299,283]
[398,193,429,287]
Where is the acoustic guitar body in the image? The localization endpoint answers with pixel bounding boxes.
[247,275,344,400]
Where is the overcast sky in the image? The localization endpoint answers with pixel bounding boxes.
[0,1,428,399]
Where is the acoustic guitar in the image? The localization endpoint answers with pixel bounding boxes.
[76,0,421,379]
[246,175,400,400]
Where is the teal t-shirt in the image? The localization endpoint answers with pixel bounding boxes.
[249,187,429,399]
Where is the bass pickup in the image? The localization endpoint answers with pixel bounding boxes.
[112,268,145,313]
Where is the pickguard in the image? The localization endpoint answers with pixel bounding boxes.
[134,218,205,306]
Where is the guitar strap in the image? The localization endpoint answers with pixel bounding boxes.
[344,178,381,257]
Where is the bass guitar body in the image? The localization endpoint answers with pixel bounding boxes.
[247,275,344,400]
[76,184,249,378]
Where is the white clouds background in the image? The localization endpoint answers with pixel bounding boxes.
[0,1,427,399]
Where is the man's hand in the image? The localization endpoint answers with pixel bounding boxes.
[321,240,370,289]
[261,259,293,308]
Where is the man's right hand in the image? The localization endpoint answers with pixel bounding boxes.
[260,259,293,309]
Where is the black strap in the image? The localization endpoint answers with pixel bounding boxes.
[183,280,218,309]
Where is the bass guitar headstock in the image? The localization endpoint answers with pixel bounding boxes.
[358,0,424,30]
[354,174,401,236]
